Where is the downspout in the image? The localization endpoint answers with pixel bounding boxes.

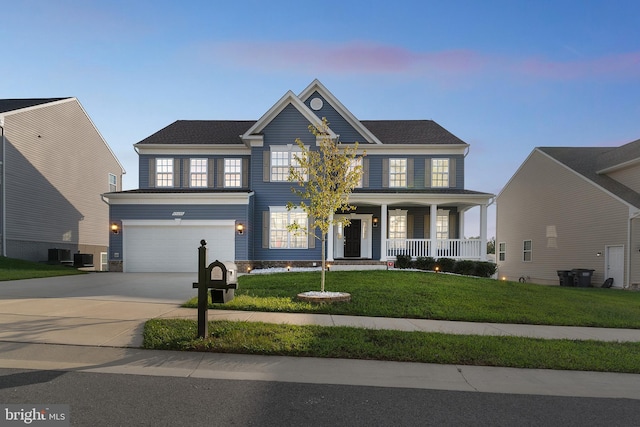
[627,210,640,289]
[0,117,6,257]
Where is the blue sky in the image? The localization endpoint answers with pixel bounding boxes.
[3,0,639,238]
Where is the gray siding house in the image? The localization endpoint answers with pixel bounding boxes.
[105,80,493,273]
[0,98,125,269]
[496,139,640,288]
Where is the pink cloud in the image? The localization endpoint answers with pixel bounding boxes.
[206,40,640,81]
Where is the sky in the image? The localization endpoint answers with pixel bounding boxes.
[2,0,639,239]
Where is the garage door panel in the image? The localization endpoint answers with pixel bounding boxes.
[123,221,235,273]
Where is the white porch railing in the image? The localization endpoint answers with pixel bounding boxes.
[385,239,483,260]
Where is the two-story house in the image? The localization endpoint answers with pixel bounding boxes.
[0,98,125,268]
[497,139,640,288]
[104,80,494,273]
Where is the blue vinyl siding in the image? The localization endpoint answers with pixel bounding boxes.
[139,155,250,189]
[360,155,464,190]
[109,203,250,261]
[303,92,368,143]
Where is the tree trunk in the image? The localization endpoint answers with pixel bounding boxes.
[321,234,326,292]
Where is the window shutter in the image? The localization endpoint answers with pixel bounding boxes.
[183,159,189,188]
[173,158,180,187]
[217,159,224,188]
[382,158,389,188]
[308,216,315,249]
[450,212,457,238]
[362,157,369,188]
[424,215,430,238]
[148,158,156,188]
[407,158,414,188]
[262,211,270,248]
[424,159,431,189]
[263,153,270,182]
[449,158,456,188]
[242,158,249,188]
[207,158,215,188]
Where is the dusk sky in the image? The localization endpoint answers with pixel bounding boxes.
[3,0,639,238]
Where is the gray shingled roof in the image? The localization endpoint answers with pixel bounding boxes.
[538,145,640,209]
[0,98,70,114]
[136,119,467,145]
[596,138,640,172]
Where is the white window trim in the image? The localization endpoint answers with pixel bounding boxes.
[498,242,506,262]
[190,158,208,188]
[108,173,117,192]
[523,240,532,262]
[431,158,449,188]
[224,158,242,188]
[389,158,407,188]
[269,206,308,249]
[156,158,174,188]
[270,145,306,182]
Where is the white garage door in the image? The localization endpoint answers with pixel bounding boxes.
[122,220,235,273]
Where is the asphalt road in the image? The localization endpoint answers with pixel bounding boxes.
[1,368,639,426]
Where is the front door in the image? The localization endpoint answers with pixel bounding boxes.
[344,220,361,258]
[605,245,624,288]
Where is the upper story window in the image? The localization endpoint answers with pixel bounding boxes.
[431,158,449,188]
[349,157,363,188]
[108,173,117,192]
[156,158,173,187]
[270,146,305,182]
[224,158,242,188]
[523,240,532,262]
[389,158,407,188]
[269,207,308,249]
[190,158,207,187]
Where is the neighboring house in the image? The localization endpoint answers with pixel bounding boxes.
[0,98,125,269]
[496,139,640,288]
[104,80,494,273]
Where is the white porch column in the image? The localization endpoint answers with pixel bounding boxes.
[430,204,438,258]
[480,204,488,261]
[327,215,334,261]
[379,204,388,261]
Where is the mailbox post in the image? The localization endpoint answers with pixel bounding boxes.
[192,240,239,339]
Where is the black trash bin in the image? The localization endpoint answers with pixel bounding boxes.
[557,270,574,286]
[572,269,595,287]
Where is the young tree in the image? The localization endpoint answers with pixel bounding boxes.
[287,118,365,292]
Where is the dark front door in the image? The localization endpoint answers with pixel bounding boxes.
[344,219,361,258]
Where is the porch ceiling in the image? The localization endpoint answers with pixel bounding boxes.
[349,191,494,208]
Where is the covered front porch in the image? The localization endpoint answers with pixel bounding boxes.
[327,191,494,262]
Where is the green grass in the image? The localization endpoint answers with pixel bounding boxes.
[0,256,86,281]
[144,318,640,373]
[184,270,640,328]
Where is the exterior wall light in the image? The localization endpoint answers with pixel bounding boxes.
[111,223,120,234]
[236,223,244,235]
[372,217,379,228]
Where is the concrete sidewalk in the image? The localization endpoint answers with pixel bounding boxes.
[0,273,639,400]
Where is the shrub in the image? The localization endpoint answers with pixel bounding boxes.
[414,256,436,271]
[454,260,476,276]
[395,254,413,269]
[474,261,497,278]
[437,258,456,273]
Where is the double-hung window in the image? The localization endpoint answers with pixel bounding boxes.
[349,157,363,188]
[190,158,207,187]
[108,173,117,192]
[156,158,173,187]
[498,242,506,261]
[389,159,407,188]
[388,210,407,246]
[269,208,308,249]
[523,240,532,262]
[224,158,242,188]
[270,146,305,182]
[431,158,449,188]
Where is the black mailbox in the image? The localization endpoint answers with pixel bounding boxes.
[193,260,238,303]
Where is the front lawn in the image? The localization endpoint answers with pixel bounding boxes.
[0,256,86,281]
[184,270,640,328]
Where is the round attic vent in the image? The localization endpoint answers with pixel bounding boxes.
[310,97,323,111]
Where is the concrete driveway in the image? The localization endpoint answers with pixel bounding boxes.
[0,273,198,347]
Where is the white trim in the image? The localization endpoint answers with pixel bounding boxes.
[135,144,251,156]
[597,158,640,174]
[298,79,383,145]
[242,90,336,145]
[122,219,235,227]
[349,192,494,206]
[104,191,253,205]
